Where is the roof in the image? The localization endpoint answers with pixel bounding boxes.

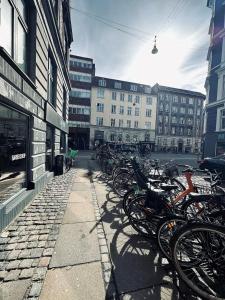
[152,84,206,98]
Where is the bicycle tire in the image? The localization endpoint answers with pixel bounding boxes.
[171,222,225,300]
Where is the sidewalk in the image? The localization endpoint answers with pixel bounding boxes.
[0,152,194,300]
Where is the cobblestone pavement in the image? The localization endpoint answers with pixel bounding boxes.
[0,169,75,300]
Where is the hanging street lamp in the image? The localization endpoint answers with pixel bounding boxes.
[152,35,158,54]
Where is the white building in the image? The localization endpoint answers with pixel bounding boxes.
[90,76,157,149]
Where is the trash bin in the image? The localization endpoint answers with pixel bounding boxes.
[55,154,64,175]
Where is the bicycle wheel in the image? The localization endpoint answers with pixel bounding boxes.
[127,195,160,238]
[171,223,225,300]
[113,171,134,197]
[156,215,186,261]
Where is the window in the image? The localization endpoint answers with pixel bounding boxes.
[96,117,103,126]
[0,0,28,72]
[60,132,66,153]
[48,55,57,106]
[180,107,185,114]
[69,72,91,83]
[127,120,131,128]
[221,109,225,129]
[111,118,115,127]
[164,126,168,134]
[145,122,151,129]
[188,108,193,115]
[99,79,106,87]
[70,59,92,69]
[158,115,163,123]
[70,89,91,98]
[172,106,178,113]
[171,127,176,135]
[114,82,121,89]
[145,134,150,141]
[158,126,162,134]
[159,103,163,111]
[187,139,191,145]
[97,103,104,112]
[0,104,28,202]
[70,106,90,115]
[165,116,169,123]
[119,119,123,127]
[146,109,152,117]
[134,121,139,128]
[189,98,194,105]
[97,88,104,98]
[119,106,124,115]
[135,107,140,116]
[181,97,186,104]
[126,134,130,142]
[171,139,175,146]
[112,91,117,100]
[165,104,169,112]
[128,95,133,102]
[146,97,152,105]
[172,116,177,123]
[187,128,192,136]
[111,105,116,114]
[63,87,67,120]
[180,128,184,135]
[135,95,140,104]
[120,93,125,101]
[187,118,193,125]
[197,108,201,116]
[145,87,151,94]
[180,117,185,125]
[173,95,178,103]
[130,84,137,91]
[127,107,132,115]
[46,125,54,172]
[110,133,116,141]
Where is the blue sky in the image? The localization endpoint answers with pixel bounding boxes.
[70,0,212,93]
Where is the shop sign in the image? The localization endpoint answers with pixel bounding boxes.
[11,153,26,161]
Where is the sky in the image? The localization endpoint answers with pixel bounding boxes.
[70,0,212,93]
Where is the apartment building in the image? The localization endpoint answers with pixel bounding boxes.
[0,0,72,230]
[153,85,205,153]
[68,55,95,149]
[204,0,225,156]
[90,76,157,148]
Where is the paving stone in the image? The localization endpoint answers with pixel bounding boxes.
[19,259,34,269]
[0,237,9,244]
[16,242,28,250]
[32,259,39,267]
[101,253,110,263]
[5,243,17,251]
[0,270,8,280]
[38,234,48,241]
[0,251,9,261]
[30,248,44,258]
[38,241,47,248]
[19,268,34,279]
[29,282,43,297]
[100,245,108,253]
[6,260,20,270]
[4,269,20,281]
[29,235,39,242]
[27,241,38,248]
[39,257,51,267]
[45,241,55,248]
[1,279,30,300]
[33,267,48,281]
[18,249,31,259]
[43,248,54,257]
[8,237,20,244]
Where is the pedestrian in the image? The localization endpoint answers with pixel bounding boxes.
[65,148,78,171]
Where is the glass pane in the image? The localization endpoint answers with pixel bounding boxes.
[46,126,54,171]
[0,104,28,203]
[17,21,26,72]
[17,0,26,21]
[0,0,13,55]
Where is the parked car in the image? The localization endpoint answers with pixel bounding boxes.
[199,154,225,178]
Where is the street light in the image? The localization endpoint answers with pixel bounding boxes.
[152,35,158,54]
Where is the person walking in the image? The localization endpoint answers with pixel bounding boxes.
[65,148,78,171]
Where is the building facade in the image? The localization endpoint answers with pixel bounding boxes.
[0,0,72,230]
[68,55,95,149]
[90,76,157,148]
[153,85,205,153]
[204,0,225,157]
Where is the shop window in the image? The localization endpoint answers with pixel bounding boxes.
[60,132,66,153]
[0,103,28,202]
[46,125,55,171]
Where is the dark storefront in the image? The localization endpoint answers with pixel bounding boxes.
[68,127,90,150]
[0,103,29,203]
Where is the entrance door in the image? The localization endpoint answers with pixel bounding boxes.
[178,141,183,153]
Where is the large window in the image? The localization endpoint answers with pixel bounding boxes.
[0,0,28,72]
[46,125,54,171]
[221,109,225,129]
[0,103,28,202]
[48,55,57,106]
[70,89,91,98]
